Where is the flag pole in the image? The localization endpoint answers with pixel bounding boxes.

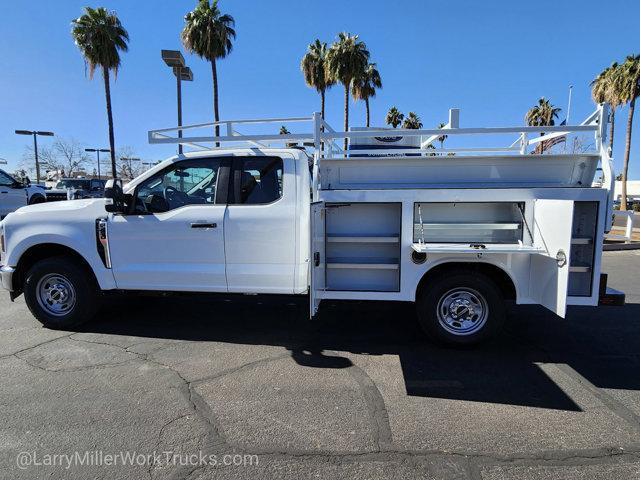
[564,85,573,153]
[566,85,573,124]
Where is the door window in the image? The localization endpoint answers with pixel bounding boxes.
[230,157,283,205]
[133,158,223,213]
[0,171,16,187]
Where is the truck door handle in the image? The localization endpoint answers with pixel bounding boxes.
[190,222,217,229]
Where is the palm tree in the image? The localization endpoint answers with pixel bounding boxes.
[402,112,422,129]
[617,55,640,210]
[525,98,561,153]
[385,107,404,128]
[182,0,236,142]
[437,122,448,149]
[71,7,129,177]
[301,40,334,121]
[591,62,622,152]
[326,33,370,150]
[352,63,382,127]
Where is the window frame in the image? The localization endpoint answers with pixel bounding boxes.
[127,157,231,215]
[228,156,285,206]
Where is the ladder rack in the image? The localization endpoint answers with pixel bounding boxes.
[148,104,615,229]
[148,106,607,159]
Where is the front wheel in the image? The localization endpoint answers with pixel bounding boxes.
[28,195,46,205]
[416,271,506,346]
[24,256,100,329]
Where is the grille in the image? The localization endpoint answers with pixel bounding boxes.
[46,193,68,202]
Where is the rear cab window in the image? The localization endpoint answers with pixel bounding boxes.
[230,157,283,205]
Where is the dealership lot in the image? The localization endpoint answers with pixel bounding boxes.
[1,251,639,479]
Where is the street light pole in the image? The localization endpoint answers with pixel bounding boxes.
[176,69,183,154]
[162,50,193,155]
[14,130,54,184]
[85,148,110,180]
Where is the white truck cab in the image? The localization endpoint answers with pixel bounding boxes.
[0,169,46,219]
[0,106,623,345]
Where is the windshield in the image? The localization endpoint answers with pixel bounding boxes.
[55,179,91,189]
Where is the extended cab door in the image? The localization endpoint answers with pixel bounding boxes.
[224,156,296,294]
[0,170,27,219]
[530,199,573,317]
[310,201,325,318]
[107,157,230,292]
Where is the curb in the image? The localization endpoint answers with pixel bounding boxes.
[603,242,640,251]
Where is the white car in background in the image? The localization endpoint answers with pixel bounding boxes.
[0,169,46,220]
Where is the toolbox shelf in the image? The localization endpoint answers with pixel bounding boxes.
[327,235,400,244]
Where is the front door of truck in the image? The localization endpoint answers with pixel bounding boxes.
[224,155,296,294]
[108,158,230,292]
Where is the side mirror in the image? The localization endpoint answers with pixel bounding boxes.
[104,178,126,213]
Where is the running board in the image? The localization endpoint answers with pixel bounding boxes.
[598,273,625,306]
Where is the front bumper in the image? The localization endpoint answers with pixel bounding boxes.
[0,265,15,291]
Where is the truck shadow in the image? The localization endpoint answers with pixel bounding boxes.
[80,295,640,412]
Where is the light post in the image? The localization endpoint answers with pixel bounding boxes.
[14,130,54,183]
[161,50,193,155]
[120,156,140,180]
[85,148,110,180]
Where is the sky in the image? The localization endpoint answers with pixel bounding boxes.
[0,0,638,177]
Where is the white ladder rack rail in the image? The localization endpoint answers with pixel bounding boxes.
[148,107,606,157]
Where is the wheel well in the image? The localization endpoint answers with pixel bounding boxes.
[12,244,97,293]
[28,194,46,204]
[415,262,516,302]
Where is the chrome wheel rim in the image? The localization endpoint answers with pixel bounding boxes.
[437,287,488,336]
[36,273,77,317]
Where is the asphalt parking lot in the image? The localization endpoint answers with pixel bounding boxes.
[1,251,640,479]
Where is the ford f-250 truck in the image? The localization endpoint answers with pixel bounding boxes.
[0,107,623,345]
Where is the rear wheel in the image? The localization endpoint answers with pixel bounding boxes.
[416,270,505,346]
[24,256,100,329]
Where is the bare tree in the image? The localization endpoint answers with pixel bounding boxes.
[21,138,89,178]
[570,136,594,154]
[116,146,144,180]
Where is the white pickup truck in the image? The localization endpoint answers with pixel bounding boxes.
[0,107,623,345]
[0,169,46,220]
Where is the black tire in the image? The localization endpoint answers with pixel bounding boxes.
[28,195,46,205]
[416,270,505,346]
[24,256,100,329]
